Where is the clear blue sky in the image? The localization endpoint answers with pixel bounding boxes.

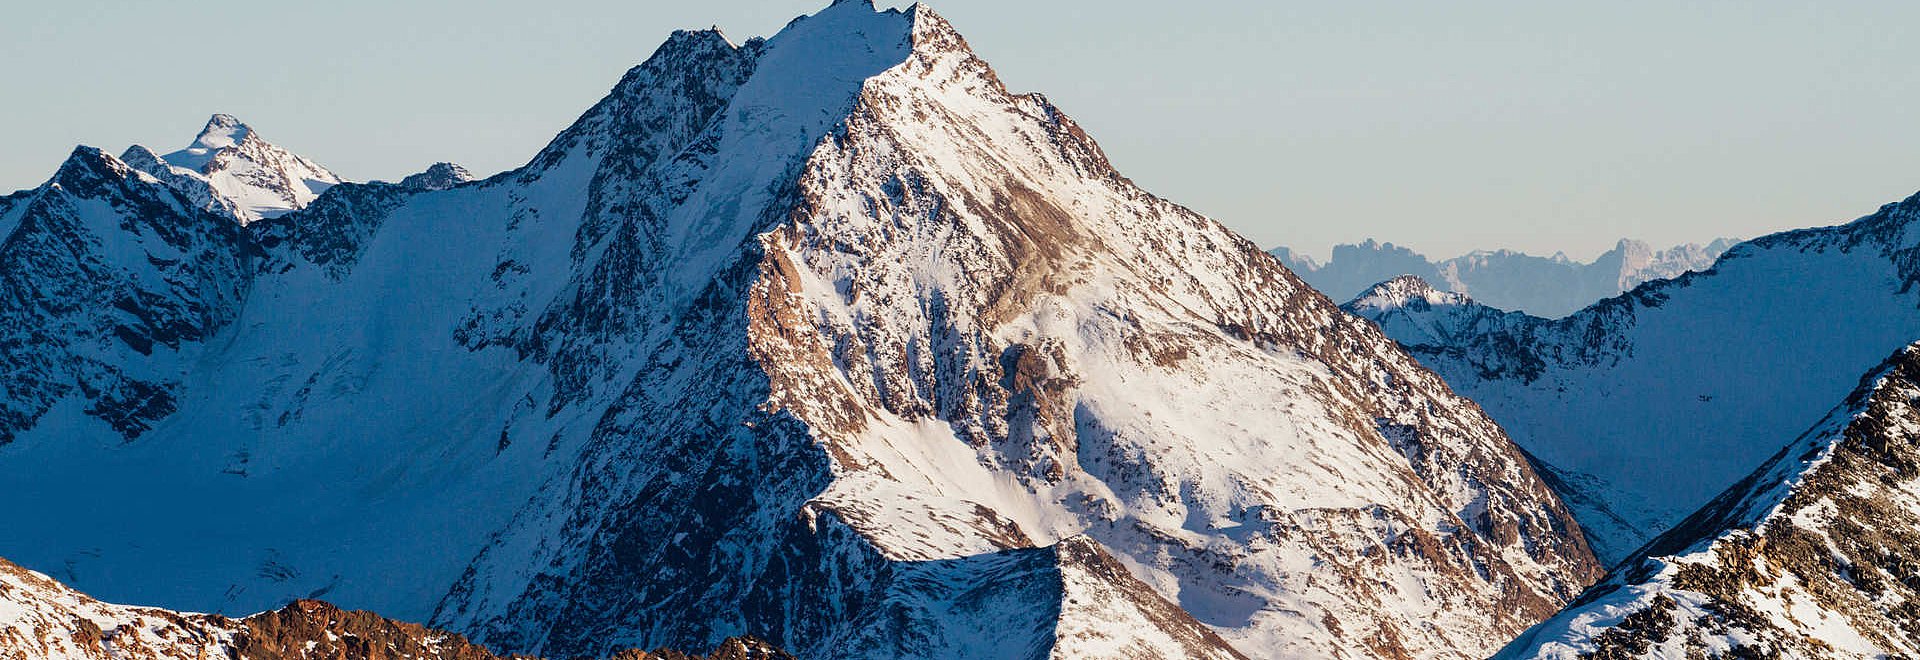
[6,1,1920,260]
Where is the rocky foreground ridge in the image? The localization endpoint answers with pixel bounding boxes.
[0,557,787,660]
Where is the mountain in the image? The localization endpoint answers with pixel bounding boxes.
[0,2,1600,658]
[0,146,252,446]
[121,113,342,223]
[396,162,476,191]
[1276,237,1738,317]
[0,555,787,660]
[1342,193,1920,564]
[1497,343,1920,659]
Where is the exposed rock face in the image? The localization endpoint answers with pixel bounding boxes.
[122,114,342,223]
[0,555,782,660]
[0,147,252,446]
[1276,237,1737,318]
[1498,343,1920,659]
[0,3,1598,659]
[1343,194,1920,564]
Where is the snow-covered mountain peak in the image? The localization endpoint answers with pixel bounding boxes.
[659,27,739,56]
[1347,274,1465,311]
[163,114,274,174]
[119,114,343,224]
[0,143,248,446]
[183,113,253,157]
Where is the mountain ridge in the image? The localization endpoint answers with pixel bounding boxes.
[0,554,791,660]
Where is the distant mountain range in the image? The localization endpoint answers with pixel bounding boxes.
[1273,237,1738,317]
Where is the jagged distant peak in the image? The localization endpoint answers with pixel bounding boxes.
[1275,235,1737,317]
[398,162,475,191]
[1344,274,1483,315]
[118,143,167,172]
[1361,273,1445,298]
[661,25,740,54]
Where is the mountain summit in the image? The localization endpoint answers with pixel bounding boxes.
[0,3,1598,659]
[121,113,342,223]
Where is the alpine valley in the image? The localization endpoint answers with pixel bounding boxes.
[4,2,1914,660]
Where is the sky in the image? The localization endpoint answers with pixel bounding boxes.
[5,1,1920,261]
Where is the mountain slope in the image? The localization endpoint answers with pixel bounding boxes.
[1498,343,1920,659]
[1343,194,1920,564]
[0,147,252,446]
[0,3,1597,659]
[1278,237,1737,317]
[121,114,342,223]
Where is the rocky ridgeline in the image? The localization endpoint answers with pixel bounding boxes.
[0,557,788,660]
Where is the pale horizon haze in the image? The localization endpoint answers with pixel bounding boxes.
[5,0,1920,261]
